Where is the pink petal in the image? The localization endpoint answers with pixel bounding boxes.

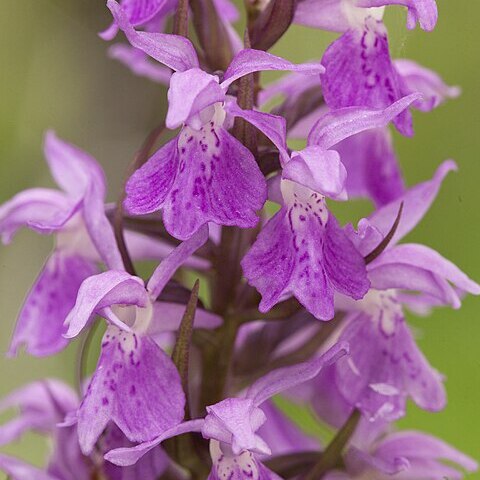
[77,328,185,454]
[147,224,209,299]
[222,49,324,89]
[307,94,420,149]
[107,0,199,72]
[9,252,98,356]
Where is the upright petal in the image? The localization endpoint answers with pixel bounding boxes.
[221,49,324,89]
[44,131,106,200]
[77,326,185,454]
[107,0,199,71]
[395,59,460,111]
[225,101,289,164]
[161,125,267,240]
[82,177,125,271]
[294,0,352,32]
[204,398,269,455]
[0,189,76,242]
[320,18,413,136]
[100,0,172,40]
[108,44,172,84]
[368,262,461,308]
[64,270,148,338]
[124,138,179,216]
[166,69,225,129]
[284,147,347,200]
[307,94,420,149]
[9,252,98,357]
[357,0,438,31]
[369,244,480,296]
[147,224,209,298]
[246,342,348,406]
[366,160,457,245]
[116,0,169,26]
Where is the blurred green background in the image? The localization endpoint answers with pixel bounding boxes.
[0,0,478,477]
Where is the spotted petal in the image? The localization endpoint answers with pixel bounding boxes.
[242,183,369,320]
[320,18,414,136]
[124,138,179,216]
[161,126,266,240]
[77,326,185,454]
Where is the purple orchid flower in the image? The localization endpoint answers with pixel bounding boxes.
[102,342,347,478]
[293,0,438,136]
[0,132,189,358]
[107,0,324,240]
[103,0,242,83]
[63,224,221,455]
[325,422,478,480]
[0,455,59,480]
[0,379,90,480]
[100,0,174,41]
[242,95,420,320]
[0,380,171,480]
[0,132,119,356]
[325,161,480,421]
[260,59,458,207]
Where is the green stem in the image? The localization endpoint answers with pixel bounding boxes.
[304,409,361,480]
[173,0,189,37]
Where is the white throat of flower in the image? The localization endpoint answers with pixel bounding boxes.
[342,0,385,28]
[280,179,329,228]
[187,102,226,131]
[357,289,403,336]
[110,300,153,336]
[210,440,262,480]
[55,212,98,259]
